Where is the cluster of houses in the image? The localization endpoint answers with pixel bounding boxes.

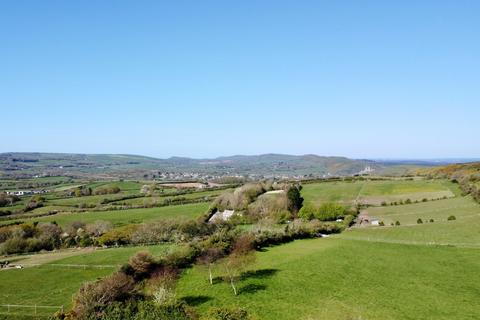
[5,189,49,196]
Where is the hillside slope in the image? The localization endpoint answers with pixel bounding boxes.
[0,153,382,179]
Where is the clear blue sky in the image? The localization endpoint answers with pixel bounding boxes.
[1,1,479,159]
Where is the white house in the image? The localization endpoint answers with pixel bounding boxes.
[208,209,236,222]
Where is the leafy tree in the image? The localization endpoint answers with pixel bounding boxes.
[286,185,304,214]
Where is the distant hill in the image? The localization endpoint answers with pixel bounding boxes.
[418,161,480,202]
[418,161,480,180]
[0,152,456,179]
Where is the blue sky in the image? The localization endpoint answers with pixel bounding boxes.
[1,1,479,159]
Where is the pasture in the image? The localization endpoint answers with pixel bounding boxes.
[0,244,172,319]
[2,202,209,227]
[301,179,459,206]
[177,237,480,320]
[344,197,480,246]
[2,177,479,319]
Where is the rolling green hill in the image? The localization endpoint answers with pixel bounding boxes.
[0,152,434,179]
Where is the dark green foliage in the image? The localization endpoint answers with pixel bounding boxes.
[395,221,401,226]
[286,185,303,214]
[447,215,456,221]
[94,186,121,195]
[417,218,423,224]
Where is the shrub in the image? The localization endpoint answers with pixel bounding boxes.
[381,201,387,206]
[315,203,346,221]
[71,271,135,319]
[94,186,121,195]
[203,306,251,320]
[98,225,139,246]
[447,215,456,221]
[298,202,316,220]
[128,251,155,278]
[86,220,113,237]
[395,221,400,226]
[429,218,434,223]
[379,221,385,226]
[417,218,423,224]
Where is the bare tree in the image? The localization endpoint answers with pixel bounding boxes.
[197,247,223,285]
[223,234,256,295]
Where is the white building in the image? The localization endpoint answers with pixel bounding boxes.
[208,209,236,222]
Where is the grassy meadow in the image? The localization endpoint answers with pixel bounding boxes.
[302,179,459,206]
[1,202,210,227]
[177,237,480,320]
[1,177,479,319]
[0,245,172,319]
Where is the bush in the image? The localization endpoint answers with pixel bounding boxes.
[297,202,316,220]
[203,306,251,320]
[128,251,155,278]
[395,221,400,226]
[94,186,121,195]
[316,203,346,221]
[417,218,423,224]
[98,225,139,246]
[71,271,135,319]
[447,215,456,221]
[429,218,434,223]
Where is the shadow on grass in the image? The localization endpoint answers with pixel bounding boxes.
[212,276,224,284]
[181,295,212,306]
[239,283,267,294]
[241,268,279,280]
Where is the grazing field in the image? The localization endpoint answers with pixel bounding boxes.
[343,197,480,247]
[302,179,459,206]
[2,178,479,320]
[177,237,480,320]
[0,202,209,227]
[363,196,479,225]
[0,245,172,319]
[109,189,225,206]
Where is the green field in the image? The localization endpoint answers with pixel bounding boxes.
[343,197,480,247]
[177,237,480,320]
[1,202,209,227]
[364,196,479,225]
[302,179,459,206]
[2,178,480,319]
[0,244,171,319]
